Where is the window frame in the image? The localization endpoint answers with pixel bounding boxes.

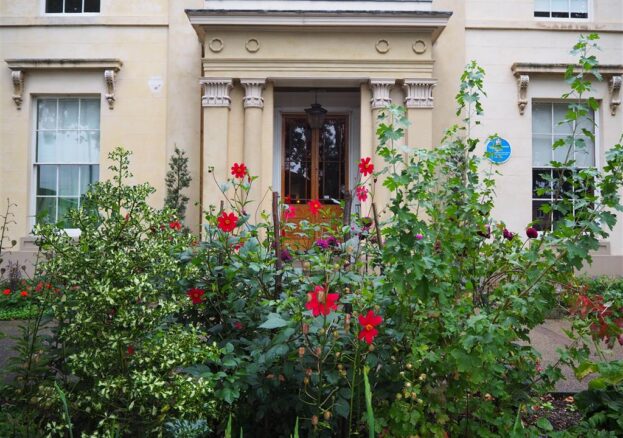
[533,0,591,21]
[30,95,102,235]
[531,99,600,232]
[41,0,101,16]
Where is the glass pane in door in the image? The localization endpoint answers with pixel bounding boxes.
[283,118,312,203]
[318,118,347,204]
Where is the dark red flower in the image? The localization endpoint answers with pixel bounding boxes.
[233,321,244,330]
[284,205,296,221]
[358,310,383,344]
[127,345,135,356]
[169,221,182,231]
[231,162,247,179]
[284,195,292,204]
[187,288,205,305]
[305,285,339,317]
[356,185,368,202]
[217,212,238,233]
[526,227,539,239]
[326,236,338,247]
[280,249,292,262]
[308,199,322,215]
[358,157,374,177]
[503,228,514,240]
[3,289,10,296]
[315,239,329,249]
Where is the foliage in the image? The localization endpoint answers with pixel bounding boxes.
[165,145,192,222]
[4,148,221,435]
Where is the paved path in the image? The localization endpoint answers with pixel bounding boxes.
[1,319,621,392]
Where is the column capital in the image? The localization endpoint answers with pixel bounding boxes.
[200,78,233,108]
[369,79,394,109]
[241,79,266,109]
[403,78,436,109]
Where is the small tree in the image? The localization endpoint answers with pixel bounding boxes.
[165,146,191,221]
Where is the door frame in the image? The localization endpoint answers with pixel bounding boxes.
[273,106,360,201]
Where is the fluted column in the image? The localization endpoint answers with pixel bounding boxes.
[369,79,394,214]
[201,78,232,220]
[241,79,266,209]
[403,79,436,150]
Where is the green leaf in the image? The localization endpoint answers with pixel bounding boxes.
[536,417,553,432]
[259,313,288,329]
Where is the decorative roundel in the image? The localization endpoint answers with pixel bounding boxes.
[375,39,390,54]
[245,38,261,53]
[208,38,224,53]
[412,40,427,54]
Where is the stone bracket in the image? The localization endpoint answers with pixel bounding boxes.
[609,75,621,116]
[104,70,116,109]
[11,70,24,110]
[517,74,530,115]
[403,78,436,109]
[369,79,394,109]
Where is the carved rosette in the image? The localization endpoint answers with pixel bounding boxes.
[200,78,233,108]
[11,70,24,110]
[369,80,394,110]
[403,79,436,109]
[609,75,621,116]
[241,79,266,109]
[104,70,116,109]
[517,75,530,115]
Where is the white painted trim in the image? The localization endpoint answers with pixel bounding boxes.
[203,1,433,12]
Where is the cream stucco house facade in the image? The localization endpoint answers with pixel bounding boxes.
[1,0,622,274]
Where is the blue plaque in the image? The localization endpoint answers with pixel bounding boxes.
[486,137,511,164]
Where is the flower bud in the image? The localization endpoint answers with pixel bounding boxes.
[302,323,310,334]
[333,330,340,339]
[406,363,413,370]
[306,368,313,377]
[298,347,306,357]
[323,411,332,421]
[405,382,412,388]
[315,346,322,356]
[311,415,319,426]
[396,393,403,400]
[304,377,310,385]
[318,328,325,336]
[418,373,427,381]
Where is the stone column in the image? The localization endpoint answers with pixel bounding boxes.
[201,78,232,218]
[241,79,266,209]
[369,79,394,213]
[403,79,436,150]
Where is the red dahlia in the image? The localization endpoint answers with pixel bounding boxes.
[187,288,205,305]
[358,310,383,344]
[356,185,368,202]
[358,157,374,177]
[308,199,322,215]
[231,162,247,179]
[169,220,182,231]
[217,212,238,233]
[305,285,339,317]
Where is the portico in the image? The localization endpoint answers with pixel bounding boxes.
[187,0,450,215]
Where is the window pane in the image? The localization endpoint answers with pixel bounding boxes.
[553,135,573,163]
[284,119,312,202]
[37,132,57,163]
[80,165,99,194]
[37,166,57,196]
[576,109,595,136]
[532,200,552,231]
[59,99,80,129]
[58,198,79,226]
[532,103,552,134]
[83,131,100,163]
[80,99,100,129]
[45,0,63,13]
[533,134,552,166]
[533,169,552,199]
[551,0,569,17]
[553,105,573,134]
[570,0,588,17]
[84,0,100,12]
[534,0,550,13]
[37,99,57,129]
[56,131,81,163]
[575,136,595,167]
[65,0,82,13]
[59,166,80,196]
[37,197,57,224]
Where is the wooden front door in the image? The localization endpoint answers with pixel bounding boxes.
[282,114,349,244]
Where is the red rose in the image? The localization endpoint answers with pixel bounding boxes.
[526,227,539,239]
[305,285,339,317]
[187,288,205,305]
[358,157,374,177]
[217,212,238,233]
[358,310,383,344]
[231,162,247,179]
[308,199,322,215]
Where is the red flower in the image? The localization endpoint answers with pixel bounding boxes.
[3,289,10,296]
[35,282,44,292]
[284,195,292,204]
[308,199,322,215]
[358,310,383,344]
[284,205,296,221]
[503,228,515,240]
[305,285,339,317]
[169,221,182,231]
[20,291,28,297]
[356,186,368,202]
[187,288,205,305]
[358,157,374,177]
[233,321,244,330]
[127,345,135,356]
[217,212,238,233]
[526,227,539,239]
[231,163,247,179]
